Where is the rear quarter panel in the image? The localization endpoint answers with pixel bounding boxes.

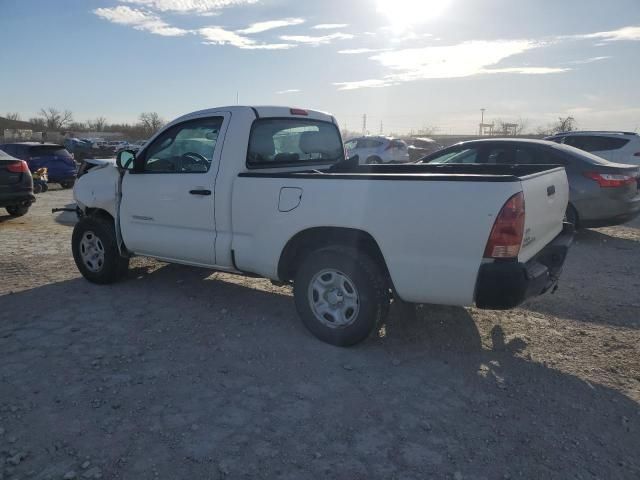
[231,176,523,305]
[518,168,568,263]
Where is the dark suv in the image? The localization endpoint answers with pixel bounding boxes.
[0,149,35,217]
[0,142,78,188]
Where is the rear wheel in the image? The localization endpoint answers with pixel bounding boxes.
[6,205,29,217]
[60,179,75,189]
[293,247,389,346]
[72,216,129,284]
[366,156,382,165]
[33,183,43,194]
[565,204,579,229]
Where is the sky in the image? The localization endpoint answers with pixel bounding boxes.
[0,0,639,134]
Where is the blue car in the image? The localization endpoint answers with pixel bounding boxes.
[0,142,78,188]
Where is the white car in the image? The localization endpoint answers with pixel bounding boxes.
[546,131,640,166]
[345,136,410,164]
[72,105,572,346]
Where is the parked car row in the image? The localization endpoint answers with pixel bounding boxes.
[0,149,35,217]
[0,142,77,189]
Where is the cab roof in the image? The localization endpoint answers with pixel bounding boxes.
[174,106,336,125]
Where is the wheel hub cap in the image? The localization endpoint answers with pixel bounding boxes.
[79,231,105,273]
[308,269,360,329]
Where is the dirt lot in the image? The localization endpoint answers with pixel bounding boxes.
[1,188,639,480]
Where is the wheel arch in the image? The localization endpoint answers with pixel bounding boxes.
[277,227,392,287]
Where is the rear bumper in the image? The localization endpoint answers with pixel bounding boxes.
[0,191,36,208]
[475,223,574,310]
[576,193,640,228]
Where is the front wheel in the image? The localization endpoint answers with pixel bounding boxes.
[6,205,30,217]
[72,216,129,284]
[60,179,75,189]
[293,247,389,346]
[366,156,382,165]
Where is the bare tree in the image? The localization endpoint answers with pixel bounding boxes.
[553,116,576,133]
[515,117,530,135]
[5,112,21,121]
[88,116,108,132]
[535,116,577,136]
[29,117,46,129]
[139,112,165,135]
[416,126,439,136]
[38,107,74,130]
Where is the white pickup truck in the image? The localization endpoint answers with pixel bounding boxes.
[72,106,573,346]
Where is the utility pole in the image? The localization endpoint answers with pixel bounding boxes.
[479,108,486,136]
[362,114,367,135]
[236,92,239,105]
[380,121,383,135]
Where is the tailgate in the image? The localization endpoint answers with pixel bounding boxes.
[518,167,569,263]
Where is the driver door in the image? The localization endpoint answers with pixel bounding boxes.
[120,114,227,266]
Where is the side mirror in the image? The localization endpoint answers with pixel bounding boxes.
[116,150,136,170]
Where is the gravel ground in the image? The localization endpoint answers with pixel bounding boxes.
[1,188,639,480]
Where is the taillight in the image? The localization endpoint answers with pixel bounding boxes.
[290,108,308,116]
[6,160,29,173]
[484,192,525,259]
[584,172,636,188]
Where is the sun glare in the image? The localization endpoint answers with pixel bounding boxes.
[376,0,452,29]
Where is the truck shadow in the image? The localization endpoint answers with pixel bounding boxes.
[521,227,640,329]
[1,263,639,478]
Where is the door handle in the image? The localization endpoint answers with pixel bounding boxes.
[189,189,212,196]
[547,185,556,196]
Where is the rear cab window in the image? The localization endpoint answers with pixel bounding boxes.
[247,118,344,168]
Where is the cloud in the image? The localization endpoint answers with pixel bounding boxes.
[237,18,305,34]
[93,6,189,36]
[338,48,388,54]
[568,56,611,65]
[199,26,293,49]
[486,67,570,75]
[312,24,349,30]
[118,0,258,13]
[333,79,395,90]
[280,33,355,46]
[276,89,301,94]
[334,40,566,90]
[580,25,640,42]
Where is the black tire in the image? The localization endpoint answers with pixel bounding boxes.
[72,216,129,284]
[366,156,382,165]
[293,247,389,347]
[5,205,29,217]
[33,183,43,194]
[60,179,75,189]
[42,183,49,193]
[565,204,579,229]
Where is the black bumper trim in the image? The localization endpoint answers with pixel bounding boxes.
[475,223,574,310]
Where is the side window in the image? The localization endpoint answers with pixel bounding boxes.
[590,136,629,151]
[514,147,539,164]
[247,118,344,168]
[140,117,223,173]
[485,146,515,164]
[564,136,589,151]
